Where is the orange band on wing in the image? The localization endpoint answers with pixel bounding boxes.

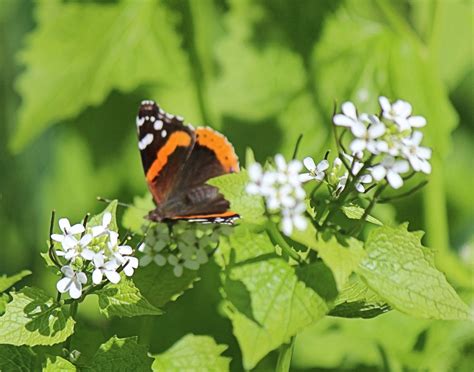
[173,211,238,219]
[146,131,192,182]
[196,127,239,173]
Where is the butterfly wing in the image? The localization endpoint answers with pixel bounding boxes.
[165,127,240,222]
[136,101,195,210]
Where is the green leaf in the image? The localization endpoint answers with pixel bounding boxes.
[214,1,306,121]
[152,334,230,371]
[220,225,328,369]
[357,224,472,320]
[88,336,152,371]
[88,200,118,232]
[43,355,76,371]
[0,294,8,315]
[208,172,265,222]
[95,276,162,318]
[329,275,390,319]
[121,194,154,234]
[0,287,75,346]
[341,205,383,226]
[0,270,31,293]
[133,264,198,309]
[312,236,366,291]
[0,345,39,371]
[12,0,192,152]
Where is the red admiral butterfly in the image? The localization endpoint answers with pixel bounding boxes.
[136,100,239,224]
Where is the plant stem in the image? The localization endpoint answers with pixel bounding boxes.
[138,316,154,347]
[351,183,387,236]
[266,220,302,263]
[276,336,295,372]
[64,301,79,351]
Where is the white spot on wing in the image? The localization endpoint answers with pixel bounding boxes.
[138,133,154,150]
[154,120,163,130]
[136,116,145,127]
[161,130,167,138]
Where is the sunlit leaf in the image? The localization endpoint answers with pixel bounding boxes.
[12,0,192,151]
[152,334,230,371]
[357,224,472,320]
[0,287,75,346]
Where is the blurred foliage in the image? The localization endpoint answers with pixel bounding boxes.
[0,0,472,370]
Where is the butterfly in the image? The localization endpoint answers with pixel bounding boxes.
[136,100,239,224]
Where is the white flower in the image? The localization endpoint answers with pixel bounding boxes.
[299,157,329,182]
[51,218,85,250]
[56,233,94,261]
[56,266,87,299]
[281,203,307,236]
[334,154,372,193]
[167,255,184,277]
[107,231,133,264]
[246,163,277,196]
[91,252,121,284]
[401,131,432,174]
[274,154,302,186]
[333,101,363,129]
[349,114,388,154]
[371,156,410,189]
[379,96,426,131]
[138,241,167,267]
[91,212,112,238]
[122,256,139,277]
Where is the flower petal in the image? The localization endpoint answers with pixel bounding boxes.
[248,163,262,181]
[281,216,293,236]
[140,255,153,267]
[393,160,410,174]
[417,146,432,160]
[387,171,404,189]
[293,215,307,231]
[56,277,71,293]
[419,160,432,174]
[102,212,112,227]
[333,114,354,127]
[350,139,367,153]
[69,281,82,299]
[350,122,367,137]
[118,245,133,255]
[368,123,386,138]
[371,165,386,181]
[92,269,103,285]
[51,234,64,242]
[77,272,87,284]
[408,116,426,128]
[69,224,85,235]
[154,254,167,266]
[316,159,330,172]
[378,96,391,112]
[341,101,357,119]
[58,218,71,233]
[61,265,75,277]
[298,173,314,183]
[303,157,316,171]
[81,248,95,261]
[173,265,183,277]
[105,270,121,284]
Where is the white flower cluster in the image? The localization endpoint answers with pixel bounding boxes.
[138,223,229,277]
[330,97,432,189]
[52,213,138,299]
[246,154,310,236]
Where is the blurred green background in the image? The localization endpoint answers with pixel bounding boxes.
[0,0,472,370]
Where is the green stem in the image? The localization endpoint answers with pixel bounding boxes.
[64,301,79,351]
[138,316,154,346]
[351,183,387,235]
[266,220,302,263]
[276,336,295,372]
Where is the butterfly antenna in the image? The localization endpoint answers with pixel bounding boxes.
[96,196,147,210]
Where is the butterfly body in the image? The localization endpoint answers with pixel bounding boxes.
[136,100,239,224]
